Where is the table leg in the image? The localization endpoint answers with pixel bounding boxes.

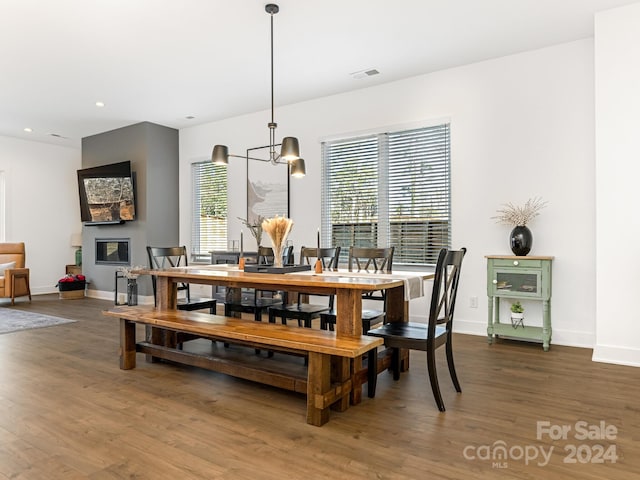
[384,286,410,371]
[155,276,177,310]
[335,289,363,337]
[225,286,243,318]
[334,288,366,403]
[147,276,178,362]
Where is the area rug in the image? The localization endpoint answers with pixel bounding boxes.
[0,308,76,335]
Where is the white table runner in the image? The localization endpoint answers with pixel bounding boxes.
[297,270,425,301]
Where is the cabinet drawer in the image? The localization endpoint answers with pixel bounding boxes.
[491,258,542,268]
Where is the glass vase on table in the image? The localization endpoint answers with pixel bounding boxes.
[273,243,284,268]
[127,278,138,306]
[262,216,294,269]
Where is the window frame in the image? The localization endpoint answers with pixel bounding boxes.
[321,120,451,268]
[191,161,228,262]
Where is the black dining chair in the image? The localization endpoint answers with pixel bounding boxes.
[223,246,293,321]
[319,246,394,334]
[366,247,466,411]
[268,247,341,327]
[146,246,217,313]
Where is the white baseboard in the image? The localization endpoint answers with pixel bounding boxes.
[592,345,640,367]
[32,287,59,295]
[87,289,155,305]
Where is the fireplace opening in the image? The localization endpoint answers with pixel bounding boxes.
[96,238,130,265]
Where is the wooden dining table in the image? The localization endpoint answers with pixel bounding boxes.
[144,264,432,338]
[137,264,433,404]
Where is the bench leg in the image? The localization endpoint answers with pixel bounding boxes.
[120,319,137,370]
[331,356,351,412]
[350,355,364,405]
[306,352,331,426]
[144,325,164,363]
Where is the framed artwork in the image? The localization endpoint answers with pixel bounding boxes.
[246,148,290,224]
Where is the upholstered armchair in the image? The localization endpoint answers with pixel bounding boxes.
[0,242,32,305]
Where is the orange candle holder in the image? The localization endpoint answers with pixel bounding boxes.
[238,257,246,270]
[314,259,323,273]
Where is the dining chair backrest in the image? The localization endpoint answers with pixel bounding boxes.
[146,246,192,301]
[283,245,294,265]
[300,246,341,269]
[257,245,294,265]
[428,248,466,335]
[348,246,394,273]
[257,246,274,265]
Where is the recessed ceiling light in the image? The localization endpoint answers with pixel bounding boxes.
[23,127,33,133]
[185,115,195,120]
[95,101,105,107]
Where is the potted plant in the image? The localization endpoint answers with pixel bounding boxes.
[56,273,87,299]
[510,301,524,328]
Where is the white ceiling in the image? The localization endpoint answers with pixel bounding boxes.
[0,0,636,149]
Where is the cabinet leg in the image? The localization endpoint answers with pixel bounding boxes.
[487,296,494,344]
[542,299,551,351]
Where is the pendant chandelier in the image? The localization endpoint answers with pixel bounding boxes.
[211,3,305,178]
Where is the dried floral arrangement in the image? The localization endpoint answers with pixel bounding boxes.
[238,215,265,246]
[116,265,146,279]
[492,197,548,227]
[262,216,294,249]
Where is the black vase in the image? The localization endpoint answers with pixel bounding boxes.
[510,225,533,256]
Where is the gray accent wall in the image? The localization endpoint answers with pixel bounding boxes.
[81,121,179,297]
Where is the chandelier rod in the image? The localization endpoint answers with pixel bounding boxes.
[270,7,275,127]
[266,4,279,163]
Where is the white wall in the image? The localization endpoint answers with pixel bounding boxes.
[594,3,640,366]
[179,39,596,349]
[0,135,82,296]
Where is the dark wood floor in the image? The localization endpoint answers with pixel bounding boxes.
[0,295,638,479]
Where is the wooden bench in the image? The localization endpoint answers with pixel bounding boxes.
[103,306,383,426]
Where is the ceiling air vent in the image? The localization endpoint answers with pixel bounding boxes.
[350,68,380,80]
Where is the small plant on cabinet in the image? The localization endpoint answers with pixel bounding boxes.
[510,301,524,328]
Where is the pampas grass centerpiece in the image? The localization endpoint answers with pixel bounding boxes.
[262,216,293,267]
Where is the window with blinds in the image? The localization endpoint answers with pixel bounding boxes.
[321,123,450,266]
[0,171,5,242]
[191,162,228,259]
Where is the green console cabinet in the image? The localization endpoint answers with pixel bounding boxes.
[486,255,554,351]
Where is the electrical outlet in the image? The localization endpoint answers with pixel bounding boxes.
[469,296,478,308]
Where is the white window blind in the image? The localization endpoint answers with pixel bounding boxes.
[321,123,450,266]
[191,162,228,260]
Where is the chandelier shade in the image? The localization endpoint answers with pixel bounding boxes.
[290,158,306,178]
[211,145,229,165]
[280,137,300,161]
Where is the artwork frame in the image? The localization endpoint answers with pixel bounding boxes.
[246,146,290,225]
